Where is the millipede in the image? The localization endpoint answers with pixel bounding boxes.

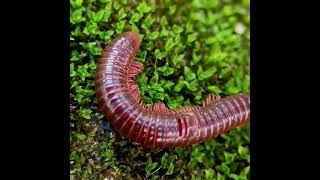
[95,32,250,148]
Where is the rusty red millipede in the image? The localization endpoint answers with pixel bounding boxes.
[95,32,250,148]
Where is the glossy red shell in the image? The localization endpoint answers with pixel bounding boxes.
[95,32,250,148]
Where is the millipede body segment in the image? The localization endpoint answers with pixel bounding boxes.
[95,32,250,148]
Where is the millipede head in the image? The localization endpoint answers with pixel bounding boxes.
[121,31,141,50]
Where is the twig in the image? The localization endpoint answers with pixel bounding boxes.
[144,165,162,180]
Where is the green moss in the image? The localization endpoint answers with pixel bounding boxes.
[70,0,250,179]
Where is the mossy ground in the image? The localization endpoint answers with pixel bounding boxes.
[70,0,250,179]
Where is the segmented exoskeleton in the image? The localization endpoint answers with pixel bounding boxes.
[95,32,250,148]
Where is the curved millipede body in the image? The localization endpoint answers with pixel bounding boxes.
[95,32,250,148]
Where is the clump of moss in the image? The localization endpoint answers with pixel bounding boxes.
[70,0,250,179]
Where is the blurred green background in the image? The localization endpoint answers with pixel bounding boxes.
[70,0,250,179]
